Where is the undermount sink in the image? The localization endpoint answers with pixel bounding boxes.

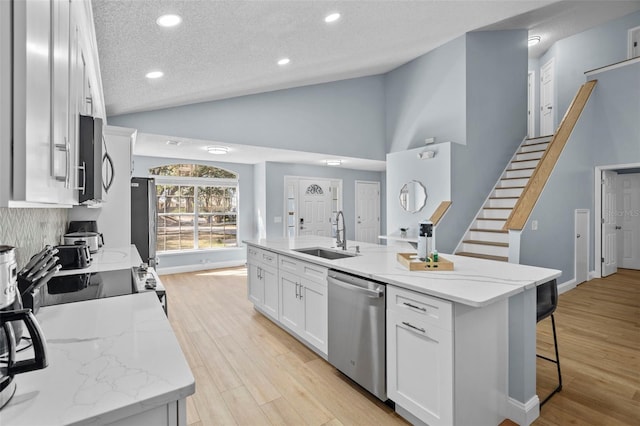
[293,247,357,260]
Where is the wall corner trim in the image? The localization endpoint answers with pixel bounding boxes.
[507,395,540,426]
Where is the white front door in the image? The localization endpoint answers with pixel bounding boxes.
[298,179,332,236]
[540,59,555,137]
[355,181,380,243]
[602,170,618,277]
[575,209,589,285]
[619,173,640,269]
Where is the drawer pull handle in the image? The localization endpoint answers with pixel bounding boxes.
[403,302,426,312]
[402,321,426,334]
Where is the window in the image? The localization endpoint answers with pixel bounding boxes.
[150,164,238,252]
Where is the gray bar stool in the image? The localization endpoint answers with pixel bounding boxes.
[537,279,563,406]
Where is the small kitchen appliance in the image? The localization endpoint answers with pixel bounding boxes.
[55,243,92,270]
[0,246,49,410]
[63,231,103,253]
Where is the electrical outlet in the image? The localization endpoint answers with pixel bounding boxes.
[274,216,282,223]
[531,220,538,231]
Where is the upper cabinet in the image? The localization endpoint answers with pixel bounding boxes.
[0,0,105,208]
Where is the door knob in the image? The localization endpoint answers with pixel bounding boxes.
[615,226,622,230]
[576,234,581,238]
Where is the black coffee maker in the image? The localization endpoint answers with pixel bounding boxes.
[0,245,49,409]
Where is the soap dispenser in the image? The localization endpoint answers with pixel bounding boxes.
[417,220,433,260]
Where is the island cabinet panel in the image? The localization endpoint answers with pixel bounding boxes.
[247,247,279,321]
[387,287,453,426]
[279,270,303,330]
[106,399,185,426]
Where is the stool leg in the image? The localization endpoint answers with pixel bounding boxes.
[539,314,563,407]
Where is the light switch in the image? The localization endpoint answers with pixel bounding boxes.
[274,216,282,223]
[531,220,538,231]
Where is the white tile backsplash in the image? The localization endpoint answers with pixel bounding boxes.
[0,208,68,268]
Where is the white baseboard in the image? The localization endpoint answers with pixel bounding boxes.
[507,395,539,426]
[157,260,246,275]
[588,270,598,280]
[557,278,576,295]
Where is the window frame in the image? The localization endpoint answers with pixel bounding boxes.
[153,174,239,253]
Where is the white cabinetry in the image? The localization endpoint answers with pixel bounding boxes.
[106,398,186,426]
[247,247,279,320]
[278,255,328,355]
[1,0,104,207]
[387,285,508,426]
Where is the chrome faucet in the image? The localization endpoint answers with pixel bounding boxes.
[335,211,347,250]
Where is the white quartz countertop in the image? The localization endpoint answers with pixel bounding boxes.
[244,236,561,307]
[1,292,195,425]
[55,245,143,276]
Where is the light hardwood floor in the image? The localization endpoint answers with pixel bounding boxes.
[161,267,640,426]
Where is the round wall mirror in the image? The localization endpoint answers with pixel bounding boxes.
[399,180,427,213]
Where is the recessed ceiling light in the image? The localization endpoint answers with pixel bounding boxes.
[145,70,164,79]
[528,36,541,47]
[325,159,342,166]
[207,146,229,155]
[277,58,290,66]
[166,140,181,146]
[324,12,341,23]
[156,14,182,27]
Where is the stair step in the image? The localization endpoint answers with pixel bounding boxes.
[468,230,510,243]
[515,150,545,161]
[487,197,518,208]
[504,168,535,179]
[474,218,506,230]
[456,252,509,262]
[463,240,508,247]
[494,186,525,198]
[524,135,553,144]
[509,159,540,169]
[519,142,549,153]
[470,228,508,233]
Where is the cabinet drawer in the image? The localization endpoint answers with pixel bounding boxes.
[387,286,452,331]
[279,255,328,285]
[248,246,278,267]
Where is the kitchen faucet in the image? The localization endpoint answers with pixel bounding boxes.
[335,211,347,250]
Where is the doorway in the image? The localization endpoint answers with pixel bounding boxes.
[594,163,640,277]
[527,71,536,138]
[628,25,640,59]
[355,181,380,243]
[575,209,589,285]
[617,172,640,269]
[540,58,555,136]
[284,176,342,238]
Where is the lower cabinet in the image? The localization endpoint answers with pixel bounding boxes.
[106,398,186,426]
[247,247,279,321]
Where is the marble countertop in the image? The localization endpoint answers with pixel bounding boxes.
[56,245,143,277]
[244,236,561,307]
[2,292,195,425]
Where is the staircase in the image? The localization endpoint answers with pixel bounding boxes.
[455,135,553,262]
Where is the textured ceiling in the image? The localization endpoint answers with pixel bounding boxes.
[92,0,640,169]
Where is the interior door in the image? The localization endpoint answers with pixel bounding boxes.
[619,173,640,269]
[527,71,535,138]
[540,59,554,136]
[602,170,618,277]
[298,179,332,236]
[575,209,589,285]
[355,181,380,243]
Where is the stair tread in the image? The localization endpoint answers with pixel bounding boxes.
[483,207,513,210]
[496,185,526,189]
[470,228,508,233]
[463,240,509,247]
[511,159,540,163]
[489,196,519,199]
[526,135,553,141]
[476,218,506,221]
[522,141,550,147]
[506,167,536,171]
[456,252,509,262]
[501,177,529,181]
[517,149,547,154]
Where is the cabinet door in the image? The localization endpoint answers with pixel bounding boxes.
[387,309,453,426]
[301,279,327,354]
[247,262,263,306]
[261,263,278,320]
[279,271,301,332]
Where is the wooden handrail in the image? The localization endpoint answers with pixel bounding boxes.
[504,80,597,231]
[430,201,452,226]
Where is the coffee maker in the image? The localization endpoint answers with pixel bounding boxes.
[0,245,49,409]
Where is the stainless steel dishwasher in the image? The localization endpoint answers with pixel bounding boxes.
[327,269,386,401]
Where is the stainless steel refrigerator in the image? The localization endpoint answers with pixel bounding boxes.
[131,177,157,267]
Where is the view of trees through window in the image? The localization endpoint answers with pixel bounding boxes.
[150,164,238,252]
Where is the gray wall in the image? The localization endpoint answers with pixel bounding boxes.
[263,162,386,240]
[520,61,640,279]
[132,155,254,270]
[384,35,467,153]
[109,76,386,161]
[536,10,640,130]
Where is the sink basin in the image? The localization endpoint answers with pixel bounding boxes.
[293,247,357,260]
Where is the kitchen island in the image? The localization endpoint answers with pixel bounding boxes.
[1,246,194,425]
[245,236,561,426]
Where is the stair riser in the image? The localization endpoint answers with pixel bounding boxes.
[497,178,528,188]
[515,151,544,161]
[487,198,518,208]
[468,231,509,244]
[480,209,512,219]
[462,243,509,257]
[494,187,524,198]
[509,159,539,169]
[519,143,549,153]
[523,137,552,145]
[504,169,534,179]
[474,219,506,230]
